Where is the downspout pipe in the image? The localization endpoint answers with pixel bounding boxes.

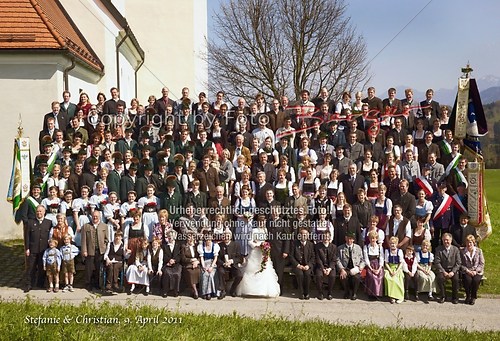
[116,28,129,89]
[134,58,145,98]
[63,56,76,91]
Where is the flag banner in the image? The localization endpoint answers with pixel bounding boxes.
[415,176,433,197]
[467,162,484,224]
[450,78,488,139]
[433,193,452,220]
[7,137,31,217]
[455,169,468,188]
[454,78,469,139]
[445,153,461,176]
[451,193,467,213]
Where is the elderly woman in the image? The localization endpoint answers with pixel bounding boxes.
[198,231,220,300]
[49,213,74,247]
[460,235,485,305]
[181,232,201,299]
[160,230,182,298]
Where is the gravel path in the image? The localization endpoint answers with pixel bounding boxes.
[1,287,499,331]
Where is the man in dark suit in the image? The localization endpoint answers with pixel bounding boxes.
[80,159,99,191]
[43,101,69,134]
[217,230,244,298]
[451,214,478,248]
[418,132,441,165]
[252,152,276,184]
[23,205,52,292]
[434,233,462,304]
[312,87,336,113]
[154,87,175,117]
[290,228,315,300]
[382,87,403,117]
[327,121,346,148]
[345,133,364,165]
[314,132,335,166]
[420,89,442,119]
[362,87,383,115]
[102,87,126,115]
[337,232,365,300]
[364,132,384,165]
[16,183,43,228]
[385,205,411,251]
[400,88,419,131]
[196,155,220,199]
[81,210,109,291]
[315,230,337,300]
[334,204,362,246]
[387,117,408,147]
[116,128,139,158]
[39,117,59,153]
[253,171,273,206]
[352,188,373,231]
[340,163,365,205]
[60,90,77,119]
[332,145,352,178]
[120,163,139,203]
[267,206,290,294]
[391,180,416,228]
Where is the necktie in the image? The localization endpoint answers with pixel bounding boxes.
[236,148,241,156]
[348,247,354,269]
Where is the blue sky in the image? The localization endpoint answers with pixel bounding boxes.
[207,0,500,95]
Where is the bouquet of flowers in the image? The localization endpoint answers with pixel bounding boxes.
[100,199,108,206]
[256,241,271,274]
[146,202,157,207]
[243,211,253,220]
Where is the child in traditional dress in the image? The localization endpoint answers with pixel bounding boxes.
[384,236,405,304]
[43,239,62,293]
[60,234,79,292]
[126,238,151,295]
[403,245,418,301]
[104,231,126,293]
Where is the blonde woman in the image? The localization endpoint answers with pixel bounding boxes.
[416,239,436,301]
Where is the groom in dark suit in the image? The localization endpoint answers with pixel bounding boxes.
[267,207,290,295]
[290,228,315,300]
[315,231,337,300]
[217,230,244,298]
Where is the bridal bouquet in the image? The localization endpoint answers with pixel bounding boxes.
[256,241,271,274]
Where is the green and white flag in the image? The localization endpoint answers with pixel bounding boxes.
[7,137,32,217]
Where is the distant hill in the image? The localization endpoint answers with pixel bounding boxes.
[480,86,500,105]
[393,75,500,107]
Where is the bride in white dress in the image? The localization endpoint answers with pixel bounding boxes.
[236,218,281,297]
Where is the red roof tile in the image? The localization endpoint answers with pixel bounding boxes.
[0,0,104,73]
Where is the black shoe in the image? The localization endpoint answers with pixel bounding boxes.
[24,286,31,293]
[127,290,132,296]
[162,293,168,298]
[317,293,324,300]
[193,293,199,300]
[304,294,310,300]
[404,291,409,301]
[299,295,305,300]
[174,291,179,297]
[470,298,476,305]
[144,291,149,296]
[351,294,357,301]
[452,298,458,304]
[415,293,420,302]
[230,291,236,298]
[464,297,471,305]
[344,292,350,299]
[437,297,445,304]
[218,291,226,300]
[327,294,333,300]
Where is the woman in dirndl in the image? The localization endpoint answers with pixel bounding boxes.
[363,230,384,298]
[138,184,160,242]
[384,236,405,304]
[415,239,436,300]
[124,211,146,265]
[197,232,220,300]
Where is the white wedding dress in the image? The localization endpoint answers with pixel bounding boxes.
[235,227,280,297]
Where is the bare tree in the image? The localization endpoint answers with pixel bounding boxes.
[207,0,371,103]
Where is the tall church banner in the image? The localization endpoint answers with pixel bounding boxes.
[455,78,470,139]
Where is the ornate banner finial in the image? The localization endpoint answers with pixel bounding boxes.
[17,114,23,138]
[461,62,473,78]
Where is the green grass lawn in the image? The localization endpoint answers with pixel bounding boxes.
[481,169,500,295]
[0,299,497,340]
